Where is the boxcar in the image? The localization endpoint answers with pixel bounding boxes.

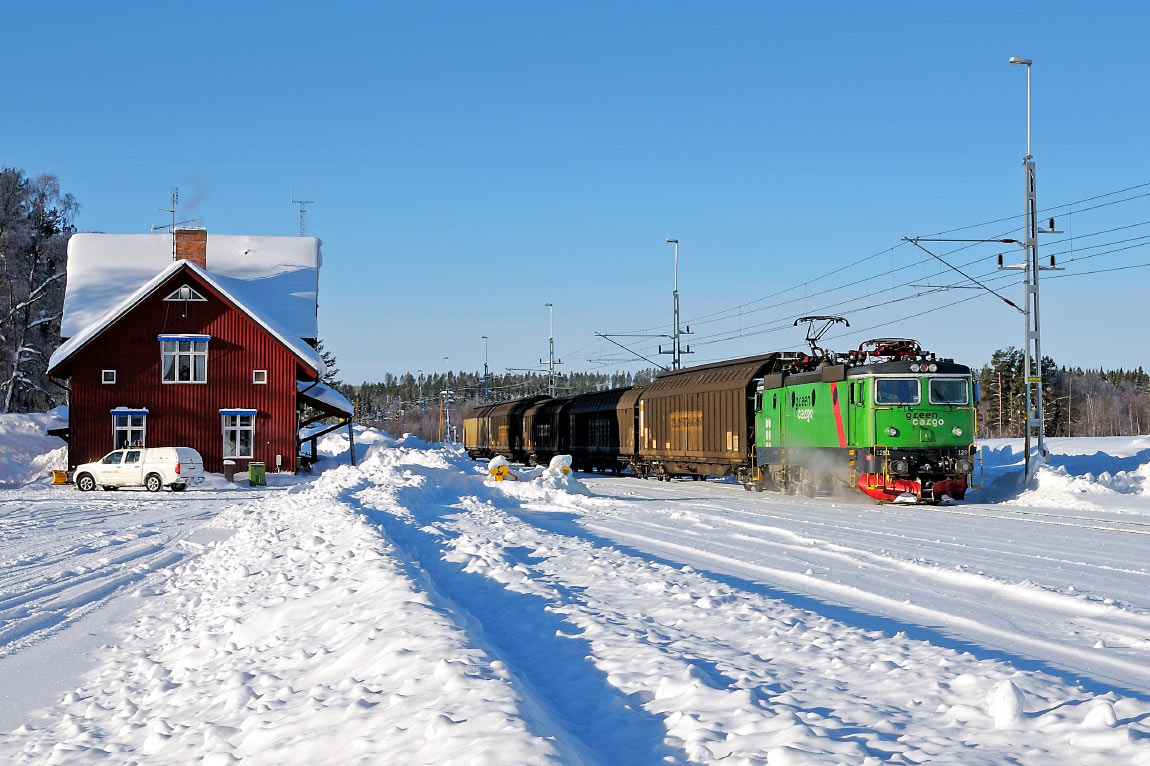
[634,353,798,481]
[521,396,574,465]
[568,387,634,472]
[464,395,550,461]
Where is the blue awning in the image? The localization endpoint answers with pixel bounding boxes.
[220,408,257,416]
[110,408,148,417]
[158,334,211,342]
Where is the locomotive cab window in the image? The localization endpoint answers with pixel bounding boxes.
[875,378,920,405]
[928,378,969,405]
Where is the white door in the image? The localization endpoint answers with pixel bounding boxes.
[97,451,125,484]
[120,450,144,486]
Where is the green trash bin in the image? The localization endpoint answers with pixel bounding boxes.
[248,461,266,487]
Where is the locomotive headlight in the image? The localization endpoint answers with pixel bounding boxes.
[890,459,909,474]
[909,363,920,372]
[928,363,938,372]
[887,427,899,437]
[956,459,974,473]
[952,426,963,437]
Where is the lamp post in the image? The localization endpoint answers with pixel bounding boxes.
[1008,55,1052,481]
[667,238,680,370]
[481,335,489,404]
[442,356,452,442]
[658,238,691,370]
[542,303,558,397]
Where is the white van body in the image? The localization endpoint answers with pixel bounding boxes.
[74,447,205,492]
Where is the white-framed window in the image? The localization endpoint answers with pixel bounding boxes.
[160,335,209,383]
[928,377,970,405]
[221,409,256,458]
[102,370,116,384]
[163,285,207,302]
[875,378,921,405]
[253,369,268,384]
[112,409,147,449]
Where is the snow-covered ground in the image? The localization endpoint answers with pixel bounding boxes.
[1,417,1148,764]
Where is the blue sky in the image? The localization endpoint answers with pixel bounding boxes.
[7,2,1150,384]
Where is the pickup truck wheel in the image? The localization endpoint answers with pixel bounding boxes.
[76,473,95,492]
[170,483,187,492]
[145,473,163,493]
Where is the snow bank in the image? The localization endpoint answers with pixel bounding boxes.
[976,436,1150,507]
[0,463,561,764]
[0,410,67,485]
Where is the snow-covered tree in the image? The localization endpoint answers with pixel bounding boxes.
[0,168,78,412]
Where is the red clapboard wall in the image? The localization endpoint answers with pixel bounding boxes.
[64,266,311,473]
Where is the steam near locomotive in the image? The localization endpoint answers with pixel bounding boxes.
[464,317,978,503]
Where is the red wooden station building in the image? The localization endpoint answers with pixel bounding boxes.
[47,228,354,475]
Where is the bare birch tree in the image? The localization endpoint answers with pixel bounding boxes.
[0,168,78,412]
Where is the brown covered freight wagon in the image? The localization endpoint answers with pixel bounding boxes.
[521,397,575,465]
[464,395,550,461]
[635,353,796,481]
[567,387,643,473]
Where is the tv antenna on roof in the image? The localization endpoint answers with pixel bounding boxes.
[150,187,195,259]
[291,180,316,237]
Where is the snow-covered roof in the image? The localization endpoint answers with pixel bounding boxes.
[48,259,324,377]
[61,233,321,341]
[298,381,353,417]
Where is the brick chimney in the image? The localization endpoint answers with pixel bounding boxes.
[173,228,207,269]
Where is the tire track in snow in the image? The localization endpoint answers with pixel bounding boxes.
[344,474,683,766]
[576,476,1150,695]
[0,492,218,661]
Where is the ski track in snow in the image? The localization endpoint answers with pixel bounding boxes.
[1,436,1149,764]
[0,492,218,660]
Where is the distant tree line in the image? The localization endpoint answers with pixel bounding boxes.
[335,369,657,441]
[978,347,1150,438]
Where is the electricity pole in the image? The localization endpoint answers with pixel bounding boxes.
[659,238,692,369]
[482,335,490,404]
[442,356,452,442]
[541,303,561,397]
[1001,57,1062,482]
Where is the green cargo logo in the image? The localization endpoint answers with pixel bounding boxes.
[796,408,815,422]
[906,412,945,427]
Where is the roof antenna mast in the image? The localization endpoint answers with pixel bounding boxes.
[151,187,193,259]
[291,180,316,237]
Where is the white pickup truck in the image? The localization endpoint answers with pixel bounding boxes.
[74,447,205,492]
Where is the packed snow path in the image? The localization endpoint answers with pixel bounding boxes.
[2,441,1149,764]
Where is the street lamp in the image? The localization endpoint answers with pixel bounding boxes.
[1007,55,1050,481]
[667,239,680,370]
[481,335,489,404]
[1008,57,1032,157]
[542,303,558,397]
[441,356,454,442]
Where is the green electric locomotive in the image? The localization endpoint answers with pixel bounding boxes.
[753,334,977,502]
